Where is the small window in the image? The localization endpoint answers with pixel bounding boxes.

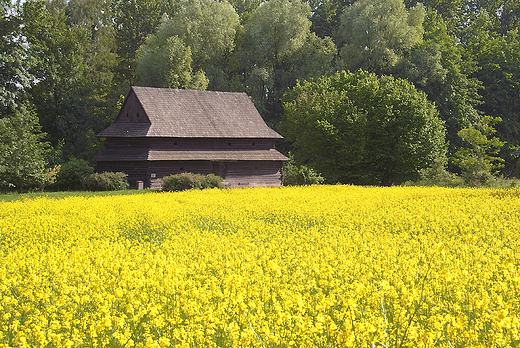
[252,142,256,146]
[174,142,178,146]
[151,173,156,179]
[228,143,232,146]
[126,113,129,118]
[180,167,184,171]
[136,112,139,118]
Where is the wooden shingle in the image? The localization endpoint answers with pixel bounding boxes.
[98,87,283,139]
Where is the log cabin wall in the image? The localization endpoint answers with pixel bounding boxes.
[147,161,214,189]
[96,161,148,189]
[105,138,150,149]
[146,160,283,189]
[225,161,283,187]
[149,138,274,151]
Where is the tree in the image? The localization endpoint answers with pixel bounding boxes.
[335,0,425,74]
[23,0,116,161]
[110,0,166,87]
[137,32,208,90]
[0,103,49,192]
[393,10,483,156]
[451,116,505,186]
[462,12,520,175]
[240,0,336,123]
[0,0,34,113]
[281,70,447,185]
[305,0,354,38]
[136,0,240,90]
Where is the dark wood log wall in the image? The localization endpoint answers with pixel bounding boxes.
[98,137,284,188]
[96,161,149,189]
[149,138,274,150]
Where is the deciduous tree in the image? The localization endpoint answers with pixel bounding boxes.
[136,0,239,91]
[0,0,34,113]
[335,0,425,74]
[0,103,49,192]
[240,0,336,123]
[281,70,447,185]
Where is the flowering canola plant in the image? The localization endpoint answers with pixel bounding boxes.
[0,185,519,347]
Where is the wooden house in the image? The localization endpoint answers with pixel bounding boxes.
[93,87,289,189]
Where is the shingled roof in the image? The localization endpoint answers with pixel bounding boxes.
[98,87,283,139]
[92,149,289,162]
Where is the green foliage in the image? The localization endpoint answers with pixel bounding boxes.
[0,1,34,113]
[240,0,336,123]
[137,34,207,90]
[283,160,324,186]
[408,156,464,187]
[465,17,520,173]
[84,172,129,191]
[0,103,49,192]
[281,70,447,185]
[160,173,224,192]
[54,159,94,191]
[23,0,117,161]
[394,10,482,156]
[110,0,166,86]
[335,0,425,74]
[307,0,354,38]
[451,116,505,186]
[136,0,239,90]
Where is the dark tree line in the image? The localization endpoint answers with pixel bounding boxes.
[1,0,520,189]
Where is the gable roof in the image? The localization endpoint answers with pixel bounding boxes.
[98,87,283,139]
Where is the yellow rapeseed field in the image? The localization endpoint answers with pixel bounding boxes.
[0,185,519,347]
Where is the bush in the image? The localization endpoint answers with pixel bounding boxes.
[84,172,129,191]
[283,161,324,186]
[411,156,464,187]
[54,159,94,191]
[160,173,224,191]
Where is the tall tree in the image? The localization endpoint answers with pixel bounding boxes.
[305,0,354,38]
[137,33,209,90]
[451,116,505,185]
[136,0,240,91]
[335,0,425,74]
[281,70,447,185]
[111,0,166,87]
[0,102,49,192]
[240,0,336,123]
[394,10,483,155]
[0,0,33,114]
[463,11,520,175]
[23,0,116,161]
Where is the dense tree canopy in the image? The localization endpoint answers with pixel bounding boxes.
[0,103,48,191]
[281,71,447,185]
[136,0,240,90]
[335,0,425,74]
[0,1,33,113]
[1,0,520,190]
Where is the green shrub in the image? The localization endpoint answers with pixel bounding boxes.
[84,172,129,191]
[54,159,94,191]
[283,161,324,186]
[160,173,224,191]
[410,156,464,187]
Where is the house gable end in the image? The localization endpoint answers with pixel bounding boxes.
[115,88,151,124]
